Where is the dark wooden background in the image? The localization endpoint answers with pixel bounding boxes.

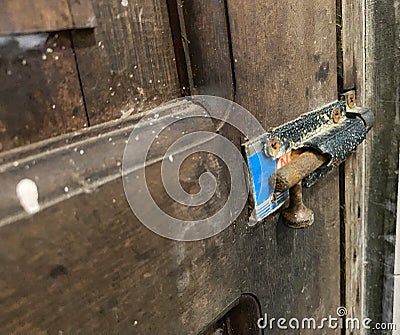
[0,0,393,334]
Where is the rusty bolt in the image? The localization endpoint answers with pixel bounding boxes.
[332,107,341,124]
[282,182,314,229]
[347,92,356,109]
[271,150,327,192]
[265,138,281,158]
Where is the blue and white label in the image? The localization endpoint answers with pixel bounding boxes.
[246,150,291,222]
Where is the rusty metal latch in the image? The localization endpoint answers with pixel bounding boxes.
[244,91,374,228]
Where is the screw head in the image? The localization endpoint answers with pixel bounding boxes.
[332,107,341,124]
[264,138,281,158]
[347,92,356,109]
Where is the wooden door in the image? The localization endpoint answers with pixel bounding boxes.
[0,0,367,334]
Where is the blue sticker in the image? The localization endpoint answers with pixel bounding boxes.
[246,150,290,222]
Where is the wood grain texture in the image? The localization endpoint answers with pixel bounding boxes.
[341,0,367,330]
[227,0,341,332]
[199,295,261,335]
[68,0,97,28]
[0,1,347,333]
[227,0,338,129]
[364,0,400,327]
[0,32,87,152]
[72,0,181,125]
[0,0,95,35]
[342,0,364,92]
[0,180,240,335]
[182,0,234,99]
[0,101,241,335]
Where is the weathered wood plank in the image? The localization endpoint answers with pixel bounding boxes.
[227,0,341,331]
[342,0,364,92]
[68,0,97,28]
[182,0,234,99]
[0,101,241,334]
[0,32,88,152]
[227,0,338,128]
[341,0,367,330]
[72,0,181,125]
[0,180,240,334]
[364,0,400,326]
[0,0,95,35]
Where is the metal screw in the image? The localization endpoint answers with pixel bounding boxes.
[332,107,341,124]
[347,91,356,109]
[264,138,281,158]
[281,182,314,228]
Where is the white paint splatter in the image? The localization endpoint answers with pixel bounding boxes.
[16,179,40,214]
[169,155,174,163]
[121,108,135,118]
[0,34,48,49]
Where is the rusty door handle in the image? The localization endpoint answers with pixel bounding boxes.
[270,150,327,228]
